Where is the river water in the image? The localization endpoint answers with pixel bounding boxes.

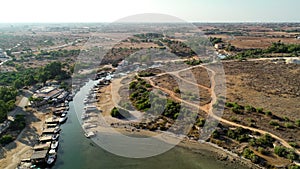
[53,80,248,169]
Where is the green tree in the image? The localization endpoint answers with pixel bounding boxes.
[0,134,13,145]
[13,79,23,89]
[274,146,286,157]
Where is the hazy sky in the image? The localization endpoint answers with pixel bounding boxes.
[0,0,299,23]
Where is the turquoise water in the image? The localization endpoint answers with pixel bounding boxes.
[53,81,248,169]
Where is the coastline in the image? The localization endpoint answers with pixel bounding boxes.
[112,127,262,169]
[178,140,262,169]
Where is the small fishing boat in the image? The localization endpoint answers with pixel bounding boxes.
[54,126,61,133]
[84,131,95,138]
[81,114,89,120]
[51,141,59,149]
[48,149,56,155]
[46,153,56,165]
[52,133,59,140]
[59,116,68,123]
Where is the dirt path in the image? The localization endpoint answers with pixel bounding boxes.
[147,64,300,155]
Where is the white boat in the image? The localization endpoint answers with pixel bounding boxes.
[54,127,61,133]
[84,106,97,112]
[52,134,59,140]
[84,131,95,138]
[46,154,56,165]
[59,116,68,123]
[61,113,66,117]
[51,141,59,149]
[82,123,97,129]
[81,114,89,120]
[49,149,56,155]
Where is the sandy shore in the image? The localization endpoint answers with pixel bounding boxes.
[112,127,262,169]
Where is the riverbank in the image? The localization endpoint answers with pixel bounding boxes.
[111,126,262,169]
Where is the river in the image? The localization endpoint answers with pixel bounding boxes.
[53,80,249,169]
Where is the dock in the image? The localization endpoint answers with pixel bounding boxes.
[39,135,52,142]
[42,128,58,134]
[31,150,48,161]
[33,142,51,150]
[45,117,59,124]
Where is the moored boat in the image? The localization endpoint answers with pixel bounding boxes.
[51,141,59,149]
[51,133,59,140]
[84,131,96,138]
[46,153,56,165]
[59,116,68,123]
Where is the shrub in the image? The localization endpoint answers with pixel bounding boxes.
[289,165,300,169]
[212,130,220,139]
[258,147,267,155]
[111,107,131,119]
[225,102,234,107]
[174,87,180,94]
[242,148,259,163]
[256,107,264,113]
[284,116,290,122]
[232,107,241,114]
[265,111,272,116]
[196,118,205,127]
[274,146,286,157]
[245,105,255,113]
[0,134,14,145]
[230,116,239,122]
[289,142,298,148]
[269,120,279,126]
[295,120,300,127]
[284,122,294,129]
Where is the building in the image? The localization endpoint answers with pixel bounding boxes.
[214,43,224,50]
[33,86,63,101]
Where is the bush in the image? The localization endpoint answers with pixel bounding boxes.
[174,87,180,94]
[289,165,300,169]
[258,147,267,155]
[138,72,155,77]
[284,122,294,129]
[269,120,279,126]
[242,148,259,163]
[111,107,131,119]
[212,130,220,139]
[245,105,255,113]
[274,146,286,157]
[295,120,300,127]
[256,107,264,113]
[0,134,14,145]
[225,102,234,107]
[289,142,298,148]
[232,107,241,114]
[265,111,272,116]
